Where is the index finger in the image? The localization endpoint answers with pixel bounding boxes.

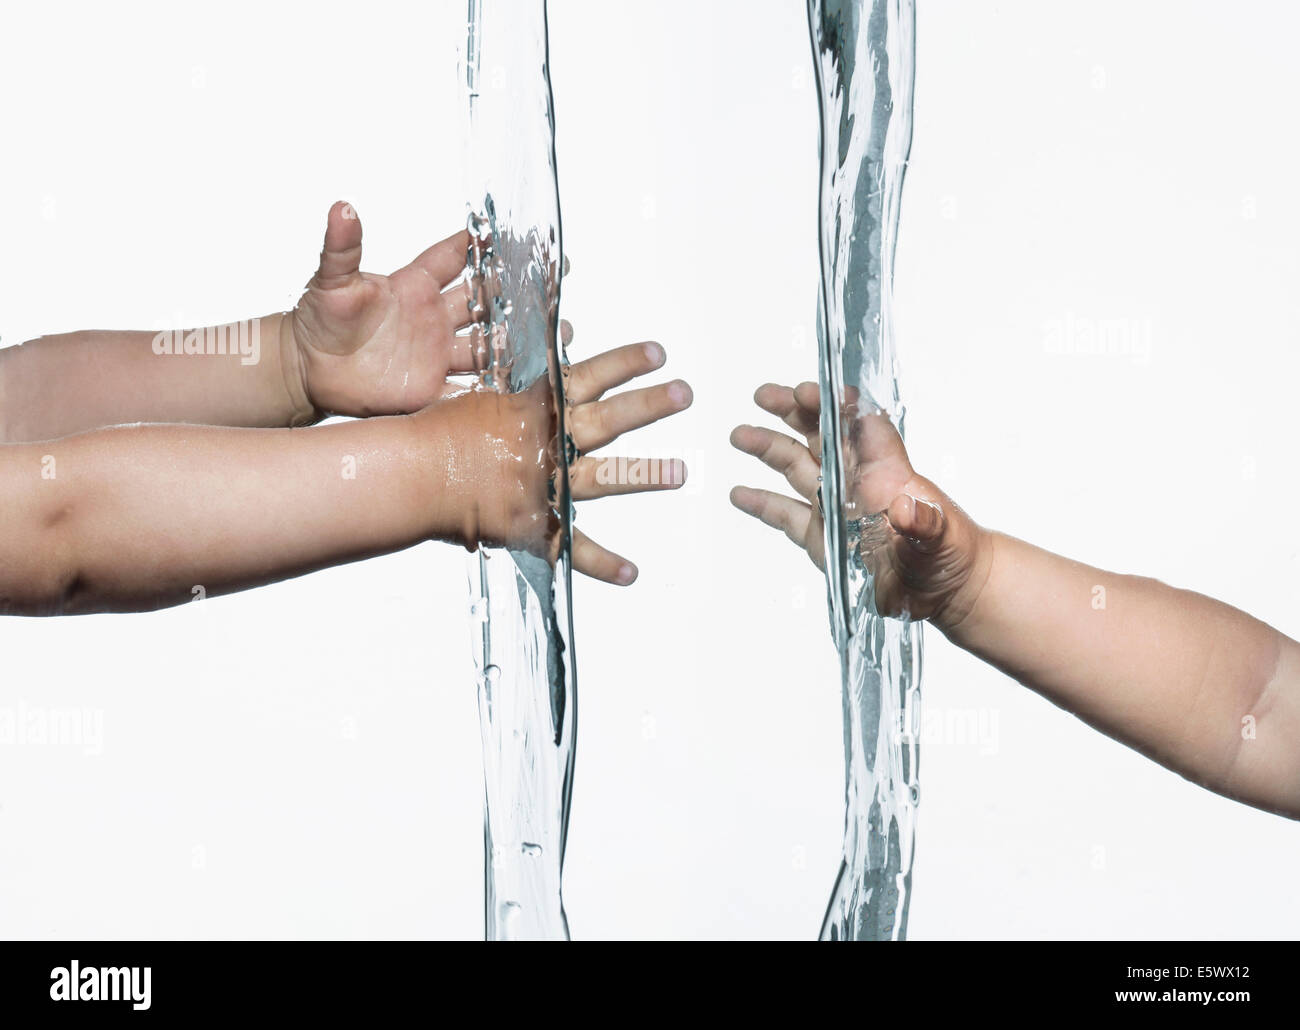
[406,228,472,287]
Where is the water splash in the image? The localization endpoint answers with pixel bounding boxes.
[808,0,922,941]
[461,0,577,941]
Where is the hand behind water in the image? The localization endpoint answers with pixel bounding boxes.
[730,381,987,628]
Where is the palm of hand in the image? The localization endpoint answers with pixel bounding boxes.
[291,202,475,419]
[294,266,464,418]
[732,384,975,623]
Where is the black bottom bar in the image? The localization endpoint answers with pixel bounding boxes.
[0,941,1286,1021]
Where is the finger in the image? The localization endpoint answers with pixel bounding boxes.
[797,380,864,414]
[566,341,665,405]
[441,277,481,330]
[886,493,946,552]
[796,379,877,439]
[572,529,637,585]
[849,410,911,467]
[407,228,472,287]
[805,375,906,468]
[729,424,821,500]
[315,200,364,287]
[754,382,797,417]
[447,326,485,374]
[570,378,692,452]
[729,486,813,550]
[793,380,823,417]
[756,382,821,442]
[569,456,687,500]
[561,319,573,346]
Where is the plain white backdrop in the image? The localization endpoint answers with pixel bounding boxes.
[1,0,1298,939]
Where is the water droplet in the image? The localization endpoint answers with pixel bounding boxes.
[498,899,522,933]
[482,664,501,702]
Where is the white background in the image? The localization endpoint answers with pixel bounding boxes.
[1,0,1298,940]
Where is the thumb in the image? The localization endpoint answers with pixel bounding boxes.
[314,200,363,287]
[886,492,945,553]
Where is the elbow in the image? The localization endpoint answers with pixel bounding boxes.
[0,572,87,617]
[0,566,89,619]
[1219,714,1300,821]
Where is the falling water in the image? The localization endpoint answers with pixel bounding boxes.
[808,0,922,940]
[461,0,577,941]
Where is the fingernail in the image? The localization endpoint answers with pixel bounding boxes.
[617,563,638,585]
[644,341,665,366]
[668,380,693,408]
[670,460,687,486]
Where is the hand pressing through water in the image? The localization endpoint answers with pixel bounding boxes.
[427,338,692,586]
[729,381,987,628]
[563,338,693,584]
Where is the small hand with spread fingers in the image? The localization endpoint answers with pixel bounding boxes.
[729,380,986,627]
[428,335,692,587]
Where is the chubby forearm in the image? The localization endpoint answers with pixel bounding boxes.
[0,313,314,442]
[944,532,1300,817]
[0,394,509,614]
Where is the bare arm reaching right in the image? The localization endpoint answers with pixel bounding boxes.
[731,381,1300,820]
[0,343,690,615]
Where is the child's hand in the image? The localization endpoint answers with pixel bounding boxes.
[423,341,692,586]
[289,201,484,420]
[730,381,989,629]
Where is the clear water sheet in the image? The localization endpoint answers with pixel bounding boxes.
[461,0,577,941]
[809,0,922,941]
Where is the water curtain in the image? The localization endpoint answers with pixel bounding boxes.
[809,0,921,941]
[462,0,576,942]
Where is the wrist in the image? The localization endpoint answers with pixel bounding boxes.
[932,523,997,641]
[277,312,319,427]
[412,388,553,554]
[408,400,474,549]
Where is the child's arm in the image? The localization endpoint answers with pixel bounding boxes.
[0,313,311,439]
[0,202,479,441]
[947,532,1300,819]
[0,343,689,615]
[731,381,1300,819]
